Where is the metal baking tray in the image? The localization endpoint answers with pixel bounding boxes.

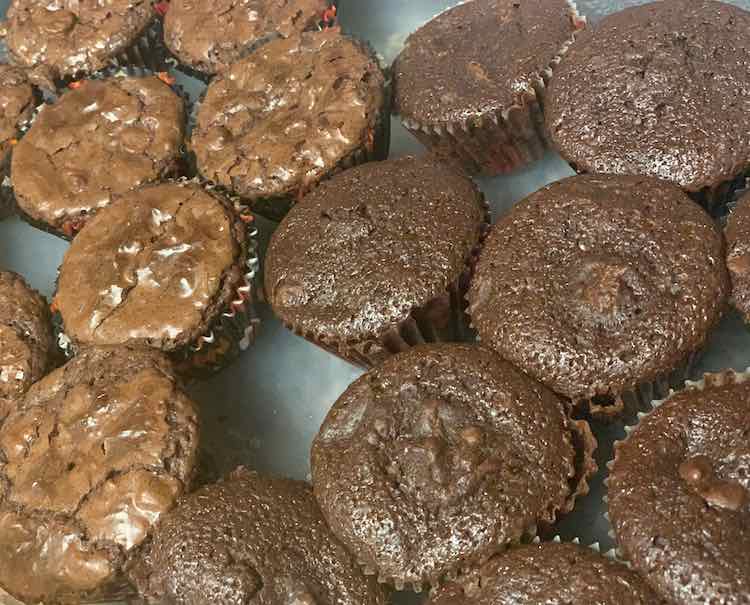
[0,0,749,603]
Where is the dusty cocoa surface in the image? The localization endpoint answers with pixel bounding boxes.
[129,468,389,605]
[468,174,728,406]
[311,344,596,588]
[546,0,750,192]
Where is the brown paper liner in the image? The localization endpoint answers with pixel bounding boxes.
[397,2,586,177]
[282,194,490,369]
[573,348,702,421]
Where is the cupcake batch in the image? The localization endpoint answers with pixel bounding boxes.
[0,0,747,604]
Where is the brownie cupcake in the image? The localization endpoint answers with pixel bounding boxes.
[467,174,728,418]
[129,467,389,605]
[0,270,56,422]
[0,65,35,220]
[11,72,186,238]
[54,180,259,375]
[265,156,488,367]
[608,370,750,604]
[392,0,585,176]
[191,29,388,221]
[0,0,158,86]
[546,0,750,212]
[0,346,199,604]
[311,344,596,590]
[724,191,750,323]
[163,0,330,78]
[428,542,661,605]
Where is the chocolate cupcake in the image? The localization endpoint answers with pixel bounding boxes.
[467,174,728,418]
[546,0,750,212]
[0,270,56,421]
[311,344,596,590]
[0,0,159,87]
[608,370,750,604]
[11,72,186,238]
[428,542,661,605]
[265,156,488,367]
[163,0,330,78]
[0,346,199,604]
[392,0,585,176]
[54,180,259,375]
[0,65,35,220]
[129,467,389,605]
[724,191,750,323]
[191,29,389,221]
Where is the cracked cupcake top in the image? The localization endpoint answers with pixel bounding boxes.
[311,344,596,589]
[0,65,34,165]
[55,181,246,351]
[129,468,389,605]
[2,0,154,80]
[0,347,199,604]
[0,271,55,422]
[164,0,329,75]
[192,29,386,205]
[11,74,186,235]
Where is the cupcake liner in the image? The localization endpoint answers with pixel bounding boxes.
[283,194,490,369]
[689,168,750,217]
[397,1,586,176]
[53,178,261,378]
[602,367,750,559]
[574,348,702,421]
[188,36,391,222]
[13,66,190,240]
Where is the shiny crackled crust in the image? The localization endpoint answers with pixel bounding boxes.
[468,174,728,405]
[2,0,154,79]
[546,0,750,192]
[608,371,750,605]
[192,29,386,202]
[311,344,596,590]
[0,271,56,422]
[0,65,34,164]
[56,181,248,353]
[0,347,199,604]
[12,75,186,233]
[128,468,389,605]
[428,542,662,605]
[164,0,329,75]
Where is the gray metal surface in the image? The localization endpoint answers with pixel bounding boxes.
[0,0,749,603]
